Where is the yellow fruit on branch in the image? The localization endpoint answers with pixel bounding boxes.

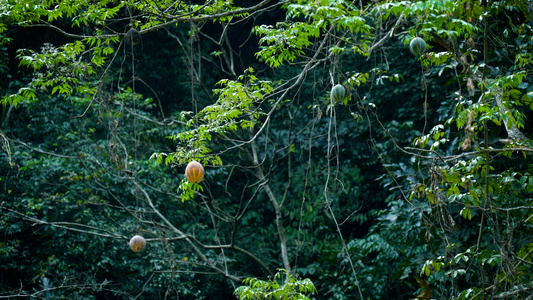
[185,160,204,183]
[129,235,146,252]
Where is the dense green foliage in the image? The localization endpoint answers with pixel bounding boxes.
[234,269,317,300]
[1,0,533,299]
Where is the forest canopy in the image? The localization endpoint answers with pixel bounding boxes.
[1,0,533,299]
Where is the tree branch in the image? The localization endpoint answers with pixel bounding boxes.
[366,12,405,57]
[132,180,241,282]
[1,207,126,240]
[31,0,275,40]
[13,139,77,159]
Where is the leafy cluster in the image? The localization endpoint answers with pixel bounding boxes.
[235,269,317,300]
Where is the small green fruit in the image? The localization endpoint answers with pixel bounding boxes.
[330,84,346,103]
[409,37,426,57]
[125,28,141,46]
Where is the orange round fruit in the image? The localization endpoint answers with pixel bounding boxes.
[185,160,204,183]
[129,235,146,252]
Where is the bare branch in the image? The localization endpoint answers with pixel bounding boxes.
[1,207,126,240]
[132,180,241,282]
[366,13,405,57]
[13,139,77,159]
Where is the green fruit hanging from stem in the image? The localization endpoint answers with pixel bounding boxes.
[409,37,426,57]
[330,84,346,103]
